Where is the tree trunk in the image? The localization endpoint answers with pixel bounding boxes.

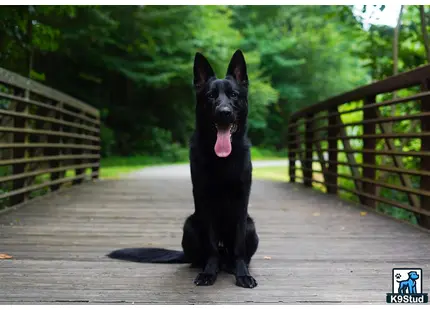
[393,5,404,77]
[26,5,34,99]
[419,5,430,63]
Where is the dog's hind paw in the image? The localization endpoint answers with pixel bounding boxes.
[194,272,217,286]
[235,275,257,288]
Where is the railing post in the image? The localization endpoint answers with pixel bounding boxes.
[362,95,377,207]
[303,113,313,187]
[419,78,430,229]
[10,90,29,205]
[92,115,100,180]
[326,107,338,194]
[49,102,63,191]
[73,111,85,185]
[288,118,297,183]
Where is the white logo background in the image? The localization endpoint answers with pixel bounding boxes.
[393,268,422,294]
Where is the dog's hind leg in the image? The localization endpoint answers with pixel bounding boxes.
[245,215,259,265]
[181,213,206,268]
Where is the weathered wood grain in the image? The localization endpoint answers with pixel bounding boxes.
[0,175,429,304]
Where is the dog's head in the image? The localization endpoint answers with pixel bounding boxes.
[193,50,249,158]
[408,271,419,280]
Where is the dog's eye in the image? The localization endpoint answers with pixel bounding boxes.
[230,92,238,98]
[207,92,216,99]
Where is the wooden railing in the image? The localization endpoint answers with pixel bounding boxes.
[0,67,100,208]
[287,64,430,230]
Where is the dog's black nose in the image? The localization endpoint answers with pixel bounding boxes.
[215,105,235,125]
[219,106,232,118]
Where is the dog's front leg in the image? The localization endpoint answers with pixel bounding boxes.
[234,214,257,288]
[194,222,220,286]
[409,282,416,294]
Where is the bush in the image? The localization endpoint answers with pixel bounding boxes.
[100,123,115,158]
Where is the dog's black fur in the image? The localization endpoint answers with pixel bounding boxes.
[108,50,259,288]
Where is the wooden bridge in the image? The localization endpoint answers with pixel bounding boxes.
[1,66,430,304]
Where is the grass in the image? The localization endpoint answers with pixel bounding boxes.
[250,147,288,160]
[100,147,288,179]
[253,166,289,182]
[100,154,188,179]
[252,162,324,184]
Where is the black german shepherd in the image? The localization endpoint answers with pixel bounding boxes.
[108,50,259,289]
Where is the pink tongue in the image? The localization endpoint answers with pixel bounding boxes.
[214,129,232,157]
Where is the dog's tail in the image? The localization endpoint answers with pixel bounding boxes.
[107,247,189,264]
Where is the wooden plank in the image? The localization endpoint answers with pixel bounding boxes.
[311,132,430,142]
[0,163,99,183]
[0,143,100,150]
[307,158,430,177]
[0,109,99,134]
[0,127,100,142]
[291,148,430,158]
[0,172,429,304]
[0,154,100,166]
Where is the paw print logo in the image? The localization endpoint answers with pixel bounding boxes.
[395,273,402,279]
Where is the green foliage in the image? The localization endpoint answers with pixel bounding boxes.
[100,123,115,158]
[0,5,371,156]
[230,5,369,147]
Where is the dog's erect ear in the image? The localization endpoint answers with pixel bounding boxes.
[226,49,248,88]
[193,52,216,90]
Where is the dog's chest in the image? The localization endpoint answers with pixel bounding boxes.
[209,157,244,180]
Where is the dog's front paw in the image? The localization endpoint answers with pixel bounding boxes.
[235,275,257,288]
[194,272,217,286]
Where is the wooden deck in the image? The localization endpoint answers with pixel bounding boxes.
[1,166,429,304]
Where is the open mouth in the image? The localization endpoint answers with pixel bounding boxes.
[214,123,237,158]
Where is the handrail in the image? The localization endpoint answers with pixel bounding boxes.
[291,64,430,120]
[287,64,430,230]
[0,67,100,208]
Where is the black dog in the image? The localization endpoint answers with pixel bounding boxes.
[108,50,259,289]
